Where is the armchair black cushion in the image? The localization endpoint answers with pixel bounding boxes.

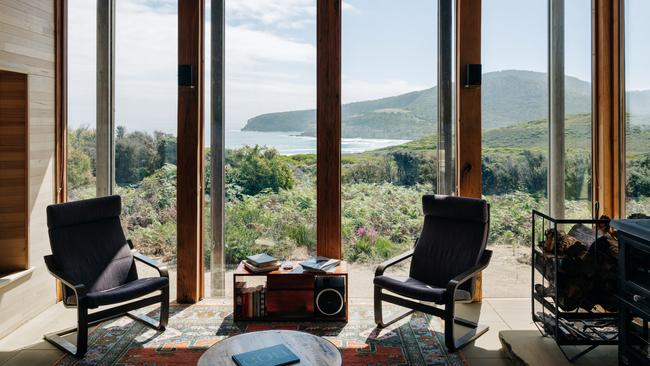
[85,277,168,308]
[373,194,492,352]
[373,276,471,303]
[47,196,138,301]
[410,195,488,293]
[44,195,169,358]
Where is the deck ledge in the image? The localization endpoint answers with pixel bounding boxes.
[0,267,35,291]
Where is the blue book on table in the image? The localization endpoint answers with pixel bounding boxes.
[232,344,300,366]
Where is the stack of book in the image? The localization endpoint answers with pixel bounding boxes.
[242,253,280,273]
[299,256,340,273]
[235,282,266,319]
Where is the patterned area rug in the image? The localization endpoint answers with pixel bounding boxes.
[54,302,467,366]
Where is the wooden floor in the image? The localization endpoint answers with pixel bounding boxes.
[0,297,617,365]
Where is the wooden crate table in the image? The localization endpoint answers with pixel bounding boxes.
[233,261,348,321]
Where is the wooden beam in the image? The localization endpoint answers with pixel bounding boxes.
[592,0,623,219]
[316,0,342,259]
[455,0,482,301]
[54,0,68,302]
[177,0,204,303]
[55,0,67,204]
[455,0,482,200]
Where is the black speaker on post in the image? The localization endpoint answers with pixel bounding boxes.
[314,276,346,318]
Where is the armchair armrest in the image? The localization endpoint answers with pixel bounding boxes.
[128,240,168,278]
[43,255,87,300]
[375,249,414,277]
[445,249,492,296]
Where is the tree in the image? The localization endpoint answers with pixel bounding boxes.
[392,151,420,186]
[628,153,650,199]
[114,127,173,185]
[67,128,96,191]
[227,145,294,196]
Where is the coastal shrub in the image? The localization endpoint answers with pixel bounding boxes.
[227,145,295,196]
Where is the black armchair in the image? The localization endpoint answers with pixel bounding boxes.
[374,194,492,352]
[43,195,169,358]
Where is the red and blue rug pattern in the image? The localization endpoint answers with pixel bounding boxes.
[54,302,467,365]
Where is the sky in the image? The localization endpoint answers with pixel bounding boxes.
[67,0,650,134]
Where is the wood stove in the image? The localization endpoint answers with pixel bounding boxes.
[612,219,650,366]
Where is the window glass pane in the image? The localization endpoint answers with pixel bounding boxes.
[342,0,438,299]
[625,0,650,217]
[115,0,178,298]
[565,0,592,218]
[67,0,97,201]
[482,0,548,297]
[205,0,317,297]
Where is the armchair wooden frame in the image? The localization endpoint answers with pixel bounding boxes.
[43,240,169,358]
[374,248,492,352]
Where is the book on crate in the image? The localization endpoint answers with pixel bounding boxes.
[235,281,266,319]
[232,344,299,366]
[243,253,280,273]
[247,253,279,267]
[299,256,340,273]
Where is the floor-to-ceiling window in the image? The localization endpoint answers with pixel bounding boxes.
[481,0,549,297]
[67,0,97,201]
[114,0,179,297]
[624,0,650,217]
[481,0,592,298]
[564,0,593,219]
[204,0,317,297]
[341,0,439,298]
[67,0,179,298]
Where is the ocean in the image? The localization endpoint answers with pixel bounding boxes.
[224,130,410,155]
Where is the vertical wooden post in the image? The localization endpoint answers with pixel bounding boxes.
[55,0,68,302]
[210,0,226,297]
[177,0,204,303]
[96,0,115,197]
[456,0,482,200]
[592,0,623,219]
[549,0,566,219]
[456,0,482,300]
[316,0,342,259]
[55,0,67,204]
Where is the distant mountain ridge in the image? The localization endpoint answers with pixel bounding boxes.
[242,70,650,139]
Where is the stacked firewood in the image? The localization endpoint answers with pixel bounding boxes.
[535,217,618,312]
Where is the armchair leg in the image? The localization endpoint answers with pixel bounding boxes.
[374,286,415,328]
[126,287,169,330]
[444,306,489,352]
[76,306,88,357]
[43,306,88,358]
[160,286,169,329]
[44,290,169,358]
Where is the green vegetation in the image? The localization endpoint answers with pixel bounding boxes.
[67,111,650,266]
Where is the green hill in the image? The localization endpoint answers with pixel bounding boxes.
[242,70,650,139]
[364,113,650,158]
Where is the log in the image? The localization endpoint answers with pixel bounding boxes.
[537,222,618,312]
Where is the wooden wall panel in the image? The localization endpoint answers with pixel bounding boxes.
[0,71,28,273]
[0,0,57,338]
[316,0,342,259]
